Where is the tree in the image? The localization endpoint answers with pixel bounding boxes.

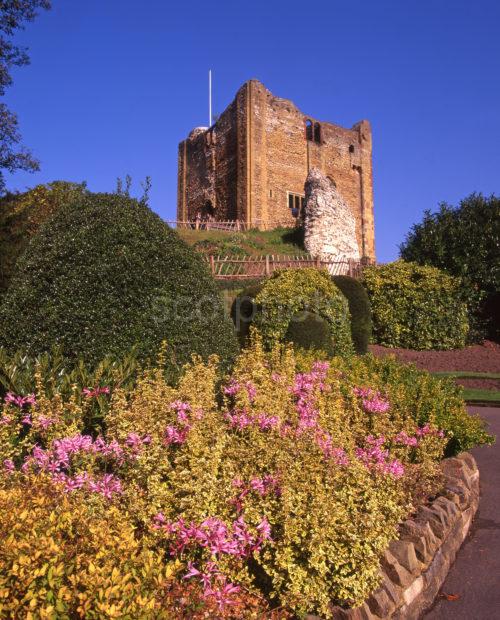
[400,194,500,341]
[0,1,51,192]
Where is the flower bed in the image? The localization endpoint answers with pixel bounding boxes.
[0,341,492,618]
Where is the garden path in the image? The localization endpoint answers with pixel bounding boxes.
[424,407,500,619]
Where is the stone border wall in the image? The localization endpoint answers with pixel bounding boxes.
[307,453,480,620]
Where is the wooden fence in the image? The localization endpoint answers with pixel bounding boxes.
[166,219,297,232]
[206,255,369,279]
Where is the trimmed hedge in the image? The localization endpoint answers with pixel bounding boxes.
[362,261,469,350]
[231,282,265,346]
[0,193,238,371]
[332,275,372,354]
[284,311,335,355]
[233,269,353,355]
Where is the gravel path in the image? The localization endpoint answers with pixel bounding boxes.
[423,407,500,619]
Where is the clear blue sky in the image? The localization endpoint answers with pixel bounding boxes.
[4,0,500,262]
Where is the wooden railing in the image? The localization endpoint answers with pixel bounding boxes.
[206,255,370,279]
[166,220,297,232]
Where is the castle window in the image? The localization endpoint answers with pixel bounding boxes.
[313,122,321,143]
[305,119,321,144]
[288,192,305,217]
[349,144,355,153]
[305,119,313,141]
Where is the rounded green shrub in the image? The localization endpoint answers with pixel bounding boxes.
[237,268,353,355]
[332,275,372,354]
[0,193,238,371]
[284,311,335,355]
[0,181,87,297]
[362,261,469,350]
[231,282,265,346]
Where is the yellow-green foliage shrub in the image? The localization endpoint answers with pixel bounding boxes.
[362,261,469,350]
[0,341,492,618]
[0,477,174,619]
[335,353,493,455]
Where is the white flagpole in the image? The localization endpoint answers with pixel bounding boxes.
[209,69,212,127]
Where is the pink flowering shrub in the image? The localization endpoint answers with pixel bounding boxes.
[0,338,490,618]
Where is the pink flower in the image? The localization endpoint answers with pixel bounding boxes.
[244,381,257,402]
[223,380,241,397]
[356,435,404,478]
[5,392,36,409]
[82,386,110,398]
[38,415,55,430]
[383,459,405,478]
[3,458,15,473]
[256,413,280,430]
[87,473,123,498]
[256,517,272,540]
[184,561,201,579]
[164,424,190,445]
[125,432,151,453]
[152,512,167,529]
[249,477,265,495]
[353,386,390,414]
[170,400,191,423]
[394,431,419,447]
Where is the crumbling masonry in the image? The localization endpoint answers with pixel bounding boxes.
[177,80,376,260]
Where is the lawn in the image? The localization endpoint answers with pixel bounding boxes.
[430,371,500,405]
[177,226,307,257]
[432,371,500,379]
[461,388,500,404]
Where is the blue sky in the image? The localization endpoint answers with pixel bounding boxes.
[4,0,500,262]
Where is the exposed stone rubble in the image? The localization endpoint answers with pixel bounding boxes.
[303,168,361,262]
[306,452,480,620]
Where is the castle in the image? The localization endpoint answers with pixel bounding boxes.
[177,80,375,260]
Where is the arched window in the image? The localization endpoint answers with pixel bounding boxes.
[305,119,313,141]
[313,122,321,143]
[349,144,355,153]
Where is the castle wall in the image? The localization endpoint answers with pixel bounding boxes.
[177,80,375,259]
[247,80,375,257]
[177,96,243,222]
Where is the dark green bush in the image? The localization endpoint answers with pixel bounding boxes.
[231,282,265,346]
[0,193,238,371]
[284,311,335,355]
[363,261,469,350]
[0,181,87,297]
[332,275,372,354]
[400,194,500,341]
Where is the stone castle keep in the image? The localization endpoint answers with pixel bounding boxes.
[177,79,376,259]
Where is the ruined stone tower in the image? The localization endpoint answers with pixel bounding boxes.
[177,80,375,260]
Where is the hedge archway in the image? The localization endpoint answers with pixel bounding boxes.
[235,269,353,355]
